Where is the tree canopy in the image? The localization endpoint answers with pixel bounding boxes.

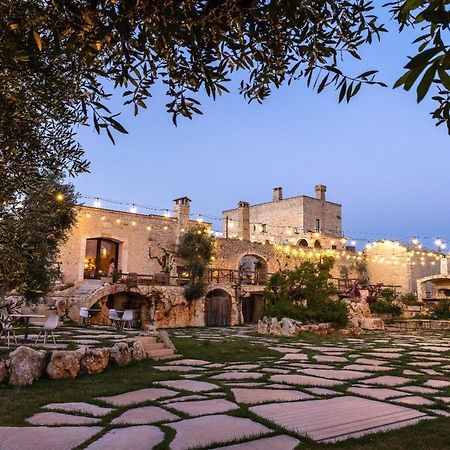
[0,176,78,301]
[0,0,448,200]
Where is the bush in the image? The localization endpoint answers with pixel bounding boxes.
[432,300,450,320]
[400,293,421,306]
[370,299,402,316]
[264,298,348,326]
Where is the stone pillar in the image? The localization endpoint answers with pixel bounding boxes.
[272,187,283,202]
[173,197,191,243]
[238,201,250,241]
[315,184,327,201]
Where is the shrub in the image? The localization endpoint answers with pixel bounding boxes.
[432,300,450,320]
[370,299,402,316]
[400,293,421,306]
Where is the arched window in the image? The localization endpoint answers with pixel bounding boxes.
[314,240,322,249]
[84,238,119,279]
[298,239,308,248]
[238,255,268,285]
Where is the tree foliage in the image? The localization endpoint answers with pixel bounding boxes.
[263,258,348,325]
[0,176,78,302]
[177,225,215,300]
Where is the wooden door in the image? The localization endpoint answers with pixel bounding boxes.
[206,293,231,327]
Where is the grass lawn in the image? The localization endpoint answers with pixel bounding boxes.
[0,328,449,450]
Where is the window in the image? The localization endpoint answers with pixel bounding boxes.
[315,219,320,233]
[261,224,267,233]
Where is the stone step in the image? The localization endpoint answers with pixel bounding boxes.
[143,342,166,351]
[147,348,176,358]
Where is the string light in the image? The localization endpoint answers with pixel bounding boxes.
[55,193,64,201]
[130,204,137,214]
[93,198,101,208]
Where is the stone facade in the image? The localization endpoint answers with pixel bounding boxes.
[222,185,343,247]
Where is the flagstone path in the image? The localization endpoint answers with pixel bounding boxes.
[2,327,450,449]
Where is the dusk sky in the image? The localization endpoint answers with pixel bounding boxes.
[75,12,449,250]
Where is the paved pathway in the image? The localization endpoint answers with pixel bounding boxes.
[2,328,450,449]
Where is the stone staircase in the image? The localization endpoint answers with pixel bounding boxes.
[134,335,180,360]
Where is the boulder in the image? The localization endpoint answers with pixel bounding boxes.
[157,330,176,351]
[110,342,133,367]
[269,317,282,336]
[344,299,371,327]
[360,317,385,330]
[47,349,84,379]
[9,346,46,386]
[80,348,110,374]
[257,319,269,335]
[0,359,7,383]
[131,341,147,361]
[280,317,298,337]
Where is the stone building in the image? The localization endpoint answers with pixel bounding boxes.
[222,185,344,249]
[54,187,445,329]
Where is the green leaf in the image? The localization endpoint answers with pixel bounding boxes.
[417,64,436,102]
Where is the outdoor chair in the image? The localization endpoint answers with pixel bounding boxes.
[35,314,59,345]
[0,321,17,347]
[120,309,134,330]
[108,309,121,328]
[79,307,90,326]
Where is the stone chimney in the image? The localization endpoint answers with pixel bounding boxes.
[315,184,327,201]
[238,201,250,241]
[173,196,191,243]
[441,258,449,276]
[273,187,283,202]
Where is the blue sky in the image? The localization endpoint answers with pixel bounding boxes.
[74,12,449,250]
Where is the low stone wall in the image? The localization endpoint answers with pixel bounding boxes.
[0,333,174,386]
[392,319,450,331]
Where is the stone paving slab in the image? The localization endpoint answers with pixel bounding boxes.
[355,358,389,366]
[424,379,450,388]
[43,402,113,417]
[399,385,440,395]
[27,412,100,426]
[165,398,239,417]
[168,414,271,450]
[166,359,210,366]
[232,388,313,405]
[111,406,179,424]
[271,374,344,387]
[363,376,412,387]
[393,396,435,406]
[0,426,102,450]
[158,380,219,392]
[155,365,206,372]
[347,387,406,400]
[85,425,164,450]
[343,364,393,372]
[211,434,300,449]
[97,388,177,406]
[226,364,260,370]
[305,388,342,396]
[300,368,372,380]
[250,396,428,442]
[281,353,309,361]
[211,372,264,381]
[161,395,207,404]
[314,355,347,363]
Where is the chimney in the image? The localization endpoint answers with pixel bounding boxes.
[441,258,449,276]
[238,201,250,241]
[273,187,283,202]
[315,184,327,201]
[173,196,191,243]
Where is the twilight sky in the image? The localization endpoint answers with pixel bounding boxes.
[74,11,449,250]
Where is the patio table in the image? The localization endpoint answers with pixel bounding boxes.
[10,314,46,342]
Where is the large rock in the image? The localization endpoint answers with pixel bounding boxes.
[360,317,385,330]
[280,317,298,337]
[47,349,84,379]
[257,318,269,334]
[0,359,7,383]
[269,317,282,336]
[80,348,110,374]
[9,346,46,385]
[110,342,133,367]
[344,299,371,328]
[132,341,147,361]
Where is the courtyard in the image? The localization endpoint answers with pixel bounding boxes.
[1,327,450,450]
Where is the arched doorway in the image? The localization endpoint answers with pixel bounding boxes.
[314,240,322,249]
[238,255,268,285]
[205,289,231,327]
[298,239,308,248]
[242,293,265,324]
[84,238,119,279]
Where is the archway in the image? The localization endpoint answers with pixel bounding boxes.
[84,238,119,279]
[242,293,265,324]
[314,240,322,249]
[205,289,231,326]
[238,255,268,285]
[298,239,308,248]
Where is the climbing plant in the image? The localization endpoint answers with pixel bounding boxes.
[177,225,215,301]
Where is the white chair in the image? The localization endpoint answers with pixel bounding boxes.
[80,307,90,326]
[0,322,17,347]
[120,310,134,330]
[35,315,59,345]
[108,309,120,328]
